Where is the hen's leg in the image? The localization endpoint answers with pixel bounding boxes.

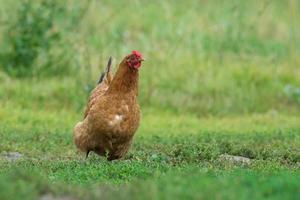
[85,147,105,159]
[94,147,106,157]
[107,153,122,161]
[86,150,90,159]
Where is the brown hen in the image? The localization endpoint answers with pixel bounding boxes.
[74,51,144,160]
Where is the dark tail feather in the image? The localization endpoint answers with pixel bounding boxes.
[106,56,112,74]
[98,56,112,84]
[98,73,105,84]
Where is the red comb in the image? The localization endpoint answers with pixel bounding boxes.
[132,50,142,58]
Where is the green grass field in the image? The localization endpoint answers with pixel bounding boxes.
[0,0,300,199]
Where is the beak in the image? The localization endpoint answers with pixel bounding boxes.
[140,58,145,61]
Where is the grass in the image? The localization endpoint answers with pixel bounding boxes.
[0,0,300,199]
[0,102,299,199]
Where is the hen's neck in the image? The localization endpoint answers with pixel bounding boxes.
[107,61,139,96]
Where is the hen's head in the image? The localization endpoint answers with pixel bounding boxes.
[126,50,144,69]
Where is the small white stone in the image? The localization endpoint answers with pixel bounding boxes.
[219,154,251,165]
[2,152,23,162]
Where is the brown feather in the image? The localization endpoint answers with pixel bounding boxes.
[74,55,141,160]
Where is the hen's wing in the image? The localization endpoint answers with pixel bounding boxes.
[83,57,113,118]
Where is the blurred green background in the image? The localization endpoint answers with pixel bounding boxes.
[0,0,299,116]
[0,0,300,200]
